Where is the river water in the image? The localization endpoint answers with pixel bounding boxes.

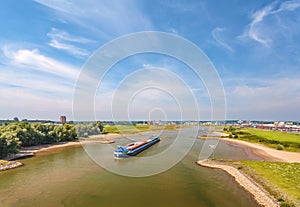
[0,128,260,207]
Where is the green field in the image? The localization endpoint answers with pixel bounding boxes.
[242,129,300,143]
[240,161,300,207]
[223,127,300,152]
[103,124,180,134]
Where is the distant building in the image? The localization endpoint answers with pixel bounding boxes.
[60,116,66,124]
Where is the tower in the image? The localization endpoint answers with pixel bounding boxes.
[60,116,66,124]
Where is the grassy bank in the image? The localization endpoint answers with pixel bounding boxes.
[213,159,300,207]
[240,161,300,207]
[223,127,300,152]
[103,124,180,134]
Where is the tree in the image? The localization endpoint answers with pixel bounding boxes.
[97,121,104,133]
[13,117,19,122]
[75,122,103,137]
[0,122,78,158]
[0,131,21,157]
[54,124,77,142]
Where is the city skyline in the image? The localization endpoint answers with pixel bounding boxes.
[0,0,300,121]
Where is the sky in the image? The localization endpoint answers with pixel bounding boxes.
[0,0,300,121]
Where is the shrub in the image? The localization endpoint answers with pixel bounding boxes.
[280,202,293,207]
[277,144,284,150]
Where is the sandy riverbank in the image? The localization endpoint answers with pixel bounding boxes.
[198,131,229,139]
[17,133,122,154]
[220,138,300,163]
[20,141,82,153]
[2,142,83,162]
[197,138,300,207]
[197,159,279,207]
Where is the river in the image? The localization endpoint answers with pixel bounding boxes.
[0,128,260,207]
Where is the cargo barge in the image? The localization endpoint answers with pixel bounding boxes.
[114,136,160,158]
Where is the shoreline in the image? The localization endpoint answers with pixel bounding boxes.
[1,132,157,170]
[220,138,300,163]
[10,133,123,157]
[197,159,279,207]
[20,141,82,154]
[197,136,300,207]
[3,132,157,161]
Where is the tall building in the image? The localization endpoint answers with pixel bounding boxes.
[60,116,66,124]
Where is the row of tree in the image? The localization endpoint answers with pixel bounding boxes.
[0,122,77,158]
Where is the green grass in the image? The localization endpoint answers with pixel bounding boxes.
[241,161,300,207]
[242,129,300,143]
[225,128,300,152]
[103,124,180,134]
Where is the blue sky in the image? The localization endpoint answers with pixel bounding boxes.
[0,0,300,121]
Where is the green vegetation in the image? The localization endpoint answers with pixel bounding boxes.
[244,128,300,143]
[213,159,300,207]
[103,124,180,134]
[0,160,10,165]
[75,121,104,137]
[240,161,300,207]
[0,122,77,158]
[223,127,300,152]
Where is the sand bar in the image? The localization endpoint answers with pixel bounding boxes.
[0,160,23,171]
[221,138,300,163]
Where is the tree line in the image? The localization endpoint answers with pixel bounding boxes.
[75,121,104,137]
[0,122,77,158]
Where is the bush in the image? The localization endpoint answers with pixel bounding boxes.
[277,144,284,150]
[280,202,293,207]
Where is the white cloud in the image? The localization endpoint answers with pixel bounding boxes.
[47,28,91,57]
[240,0,300,47]
[3,46,79,80]
[226,77,300,120]
[142,64,153,68]
[0,67,74,95]
[0,46,84,119]
[47,28,92,43]
[211,27,233,52]
[48,39,89,57]
[35,0,153,38]
[166,28,178,34]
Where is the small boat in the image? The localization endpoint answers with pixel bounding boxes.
[114,136,160,158]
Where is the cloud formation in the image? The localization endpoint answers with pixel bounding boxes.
[3,46,79,79]
[35,0,153,38]
[47,28,92,57]
[241,0,300,47]
[211,27,234,52]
